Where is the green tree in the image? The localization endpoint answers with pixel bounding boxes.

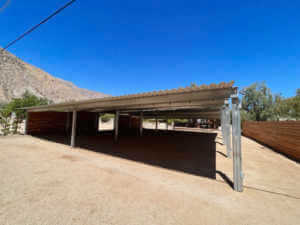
[272,94,285,120]
[100,113,115,123]
[279,96,300,120]
[190,82,197,88]
[240,82,276,121]
[0,91,52,135]
[0,106,11,135]
[241,83,300,121]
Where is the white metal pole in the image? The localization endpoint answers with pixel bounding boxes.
[71,110,77,148]
[225,101,232,158]
[221,107,226,145]
[232,96,243,192]
[114,110,119,142]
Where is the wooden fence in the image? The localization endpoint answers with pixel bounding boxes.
[242,121,300,161]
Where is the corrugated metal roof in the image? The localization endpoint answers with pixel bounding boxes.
[109,81,234,99]
[24,81,236,114]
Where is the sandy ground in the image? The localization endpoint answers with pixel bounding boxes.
[0,131,299,225]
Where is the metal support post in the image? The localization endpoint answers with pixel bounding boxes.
[232,95,243,192]
[114,110,119,142]
[224,100,232,158]
[221,106,226,145]
[71,110,77,148]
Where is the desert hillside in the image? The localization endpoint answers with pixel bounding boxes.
[0,48,109,103]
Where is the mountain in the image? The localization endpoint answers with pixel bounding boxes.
[0,48,109,104]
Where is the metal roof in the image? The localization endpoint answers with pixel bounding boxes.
[24,81,237,119]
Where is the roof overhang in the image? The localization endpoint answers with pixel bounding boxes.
[23,81,237,119]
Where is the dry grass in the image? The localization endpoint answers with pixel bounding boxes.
[0,131,299,225]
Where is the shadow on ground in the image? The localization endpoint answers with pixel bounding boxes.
[34,129,221,179]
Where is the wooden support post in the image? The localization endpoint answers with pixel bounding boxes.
[114,110,119,142]
[232,96,243,192]
[155,116,158,131]
[71,110,77,148]
[140,112,143,136]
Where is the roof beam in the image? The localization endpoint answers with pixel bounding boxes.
[87,99,225,113]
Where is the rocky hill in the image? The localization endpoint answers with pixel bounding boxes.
[0,48,109,104]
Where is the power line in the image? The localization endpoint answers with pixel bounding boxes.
[1,0,76,52]
[0,0,11,12]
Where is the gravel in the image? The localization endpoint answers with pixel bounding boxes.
[0,133,299,225]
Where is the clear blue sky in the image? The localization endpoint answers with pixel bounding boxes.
[1,0,299,97]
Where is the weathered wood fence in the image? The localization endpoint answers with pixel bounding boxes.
[242,121,300,161]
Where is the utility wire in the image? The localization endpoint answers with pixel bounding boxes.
[0,0,11,12]
[1,0,76,52]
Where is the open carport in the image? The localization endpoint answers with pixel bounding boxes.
[23,81,243,191]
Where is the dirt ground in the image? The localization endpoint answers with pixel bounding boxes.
[0,130,299,225]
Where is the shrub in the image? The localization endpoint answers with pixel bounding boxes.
[101,114,114,123]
